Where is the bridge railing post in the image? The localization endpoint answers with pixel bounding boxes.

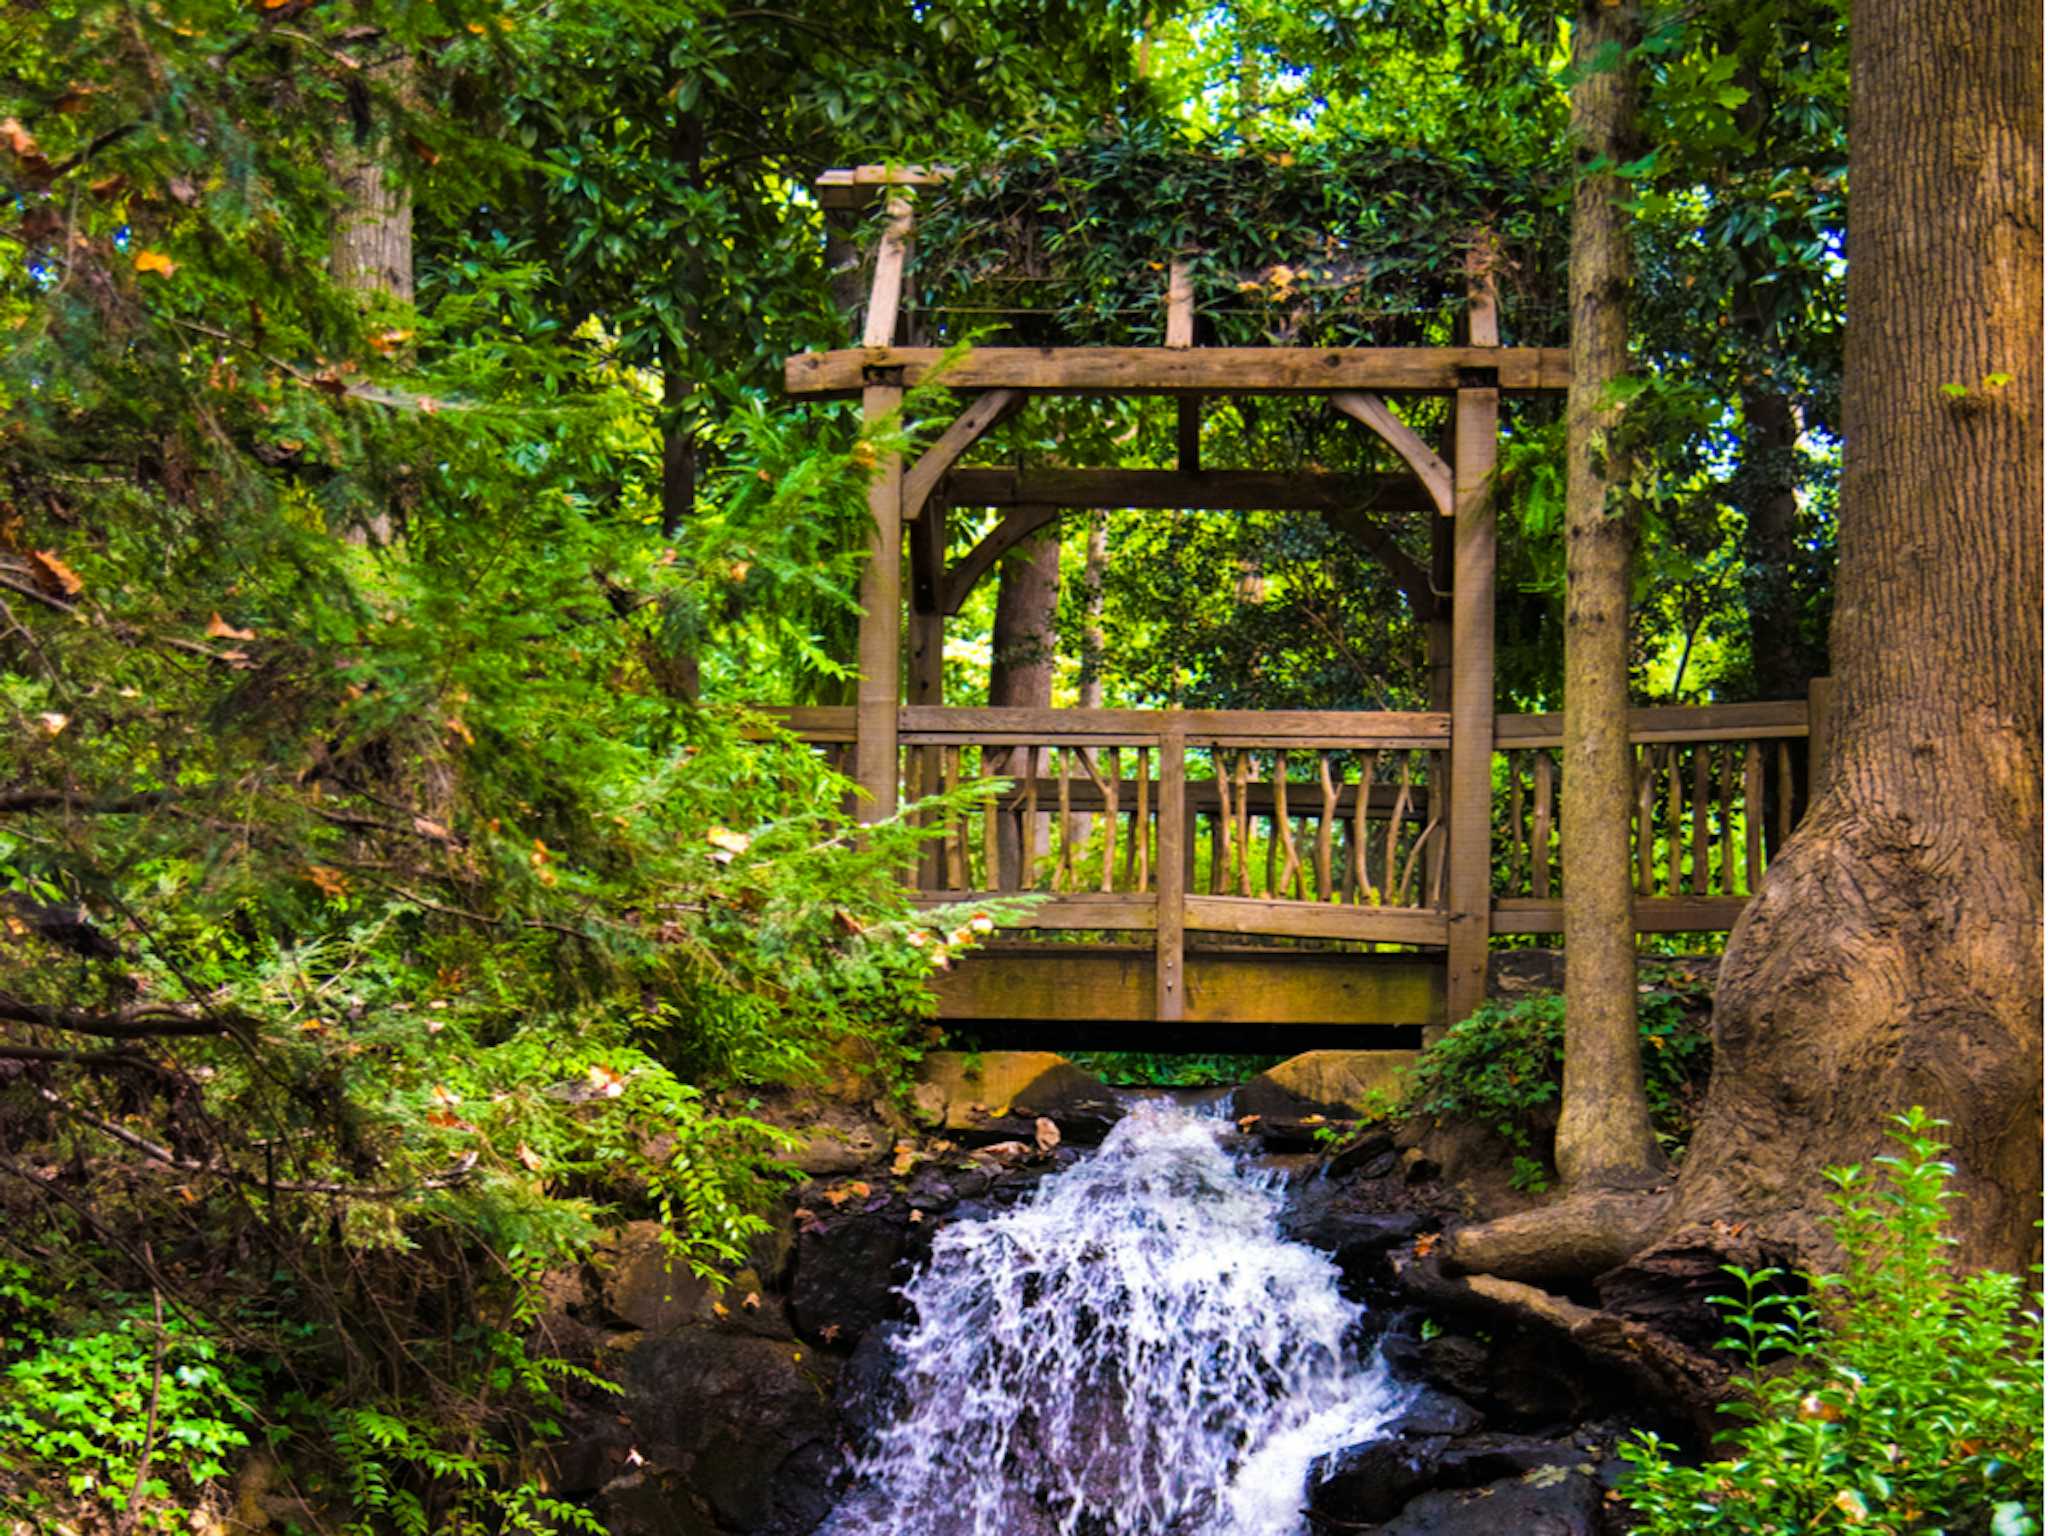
[1154,718,1187,1022]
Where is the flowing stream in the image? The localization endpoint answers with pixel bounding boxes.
[823,1100,1407,1536]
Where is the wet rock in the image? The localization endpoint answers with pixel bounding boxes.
[779,1124,885,1176]
[1327,1127,1399,1179]
[912,1051,1123,1145]
[1374,1464,1604,1536]
[1236,1050,1418,1121]
[834,1321,908,1449]
[789,1205,913,1347]
[1311,1433,1452,1523]
[615,1329,841,1534]
[1387,1385,1485,1437]
[595,1222,717,1335]
[1284,1198,1426,1283]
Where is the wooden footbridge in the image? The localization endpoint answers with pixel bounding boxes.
[765,167,1830,1043]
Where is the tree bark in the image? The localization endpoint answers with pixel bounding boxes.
[1554,0,1664,1189]
[1624,0,2043,1285]
[330,57,414,304]
[990,523,1061,887]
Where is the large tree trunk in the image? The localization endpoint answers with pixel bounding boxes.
[331,54,414,304]
[1624,0,2043,1289]
[1553,0,1663,1189]
[990,524,1061,887]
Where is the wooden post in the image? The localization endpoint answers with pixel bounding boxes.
[853,198,914,821]
[1155,720,1187,1022]
[1444,371,1499,1031]
[1439,244,1502,1028]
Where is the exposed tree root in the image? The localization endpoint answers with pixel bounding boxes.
[1394,1250,1730,1447]
[1438,1186,1673,1286]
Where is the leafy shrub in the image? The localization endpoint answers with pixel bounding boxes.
[1397,969,1713,1162]
[1620,1110,2045,1535]
[0,1262,256,1532]
[1062,1051,1285,1087]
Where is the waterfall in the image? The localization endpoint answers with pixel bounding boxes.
[824,1101,1406,1536]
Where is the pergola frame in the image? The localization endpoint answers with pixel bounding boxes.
[789,166,1569,1024]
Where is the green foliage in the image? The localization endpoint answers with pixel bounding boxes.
[1062,1051,1284,1088]
[1620,1111,2045,1535]
[0,1261,255,1531]
[1399,971,1713,1160]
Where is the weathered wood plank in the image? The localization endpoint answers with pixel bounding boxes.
[854,380,905,819]
[1495,699,1811,749]
[902,389,1024,524]
[910,891,1158,930]
[896,705,1451,741]
[860,199,914,349]
[786,345,1573,398]
[1332,391,1456,518]
[931,945,1442,1027]
[1184,896,1450,946]
[943,467,1429,512]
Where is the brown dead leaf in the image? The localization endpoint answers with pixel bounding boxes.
[206,612,256,641]
[0,118,39,158]
[1413,1232,1441,1258]
[907,1209,924,1225]
[29,549,83,596]
[132,249,177,278]
[516,1143,545,1172]
[305,865,350,899]
[846,1181,871,1199]
[1034,1117,1061,1157]
[821,1187,850,1207]
[741,1292,761,1311]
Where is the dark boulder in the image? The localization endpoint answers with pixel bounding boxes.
[789,1204,916,1348]
[1373,1465,1604,1536]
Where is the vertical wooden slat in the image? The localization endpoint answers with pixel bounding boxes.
[1263,761,1280,897]
[1316,751,1337,901]
[1055,746,1074,893]
[1385,758,1412,903]
[1690,745,1710,897]
[1211,750,1232,897]
[861,196,914,348]
[1506,754,1526,894]
[1235,752,1254,898]
[1634,747,1656,897]
[1274,753,1300,899]
[1666,744,1684,899]
[942,746,965,890]
[1744,741,1764,893]
[1353,751,1376,901]
[1718,743,1738,895]
[1776,739,1794,850]
[1134,745,1151,893]
[1022,755,1039,890]
[1100,747,1120,893]
[1532,751,1553,901]
[1155,724,1187,1022]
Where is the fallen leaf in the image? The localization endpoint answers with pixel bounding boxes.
[367,328,414,354]
[1034,1117,1061,1156]
[516,1143,545,1172]
[711,1301,730,1318]
[1413,1232,1441,1257]
[29,549,83,596]
[846,1181,871,1198]
[821,1188,850,1207]
[132,249,177,278]
[819,1323,842,1341]
[35,712,67,737]
[907,1209,924,1225]
[1236,1113,1263,1130]
[741,1292,760,1311]
[624,1447,644,1467]
[305,864,350,899]
[429,1083,462,1107]
[0,118,39,158]
[412,816,453,841]
[206,612,256,641]
[706,825,750,861]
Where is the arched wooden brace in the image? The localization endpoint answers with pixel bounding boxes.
[902,388,1025,524]
[1331,391,1454,519]
[940,503,1063,616]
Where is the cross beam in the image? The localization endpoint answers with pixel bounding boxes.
[787,345,1568,398]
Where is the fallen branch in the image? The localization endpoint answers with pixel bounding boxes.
[1438,1185,1675,1285]
[1394,1250,1729,1445]
[0,788,178,815]
[0,995,244,1039]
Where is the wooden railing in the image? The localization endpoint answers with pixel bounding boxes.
[1492,700,1813,933]
[758,695,1818,1018]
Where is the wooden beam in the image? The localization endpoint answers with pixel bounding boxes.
[1332,391,1455,519]
[911,891,1158,930]
[1495,699,1811,749]
[1185,895,1449,947]
[1443,381,1499,1029]
[943,467,1429,512]
[860,198,914,350]
[815,164,952,210]
[932,945,1442,1027]
[755,703,1451,748]
[902,389,1024,524]
[786,345,1572,398]
[1165,259,1196,348]
[854,378,905,820]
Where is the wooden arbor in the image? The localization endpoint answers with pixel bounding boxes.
[781,166,1820,1037]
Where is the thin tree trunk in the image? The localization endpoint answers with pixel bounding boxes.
[990,525,1061,887]
[1623,0,2043,1290]
[1554,0,1663,1190]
